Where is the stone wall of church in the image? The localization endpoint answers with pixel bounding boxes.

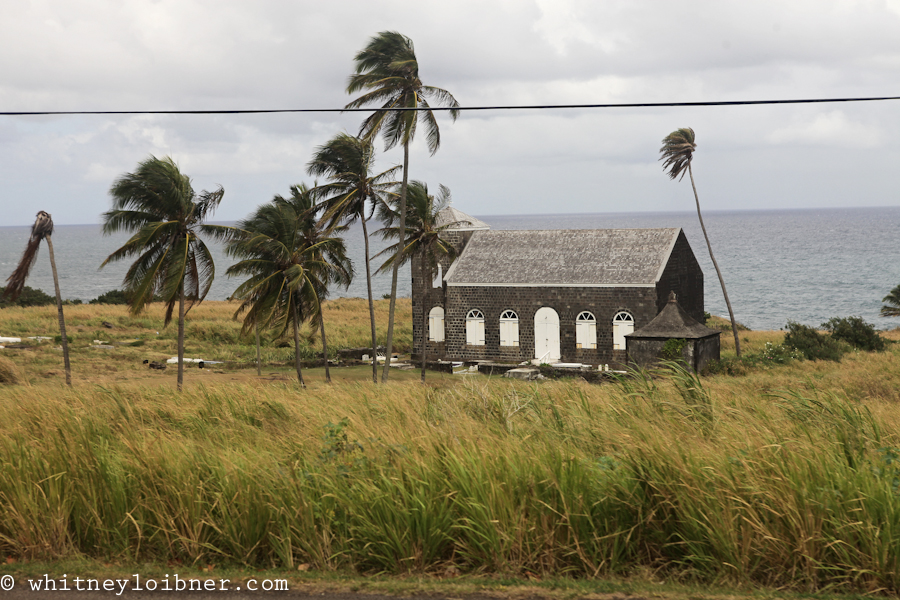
[442,285,659,366]
[410,229,475,360]
[655,230,705,322]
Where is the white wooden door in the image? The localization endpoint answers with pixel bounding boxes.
[534,307,561,362]
[428,307,445,342]
[612,311,634,350]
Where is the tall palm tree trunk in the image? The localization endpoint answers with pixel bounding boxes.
[319,310,331,383]
[177,285,185,391]
[419,259,429,382]
[360,214,379,384]
[293,303,306,388]
[255,322,261,377]
[688,165,741,357]
[45,235,71,387]
[382,142,410,382]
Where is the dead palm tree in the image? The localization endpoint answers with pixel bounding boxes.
[346,30,459,382]
[660,128,741,357]
[882,284,900,317]
[3,211,72,385]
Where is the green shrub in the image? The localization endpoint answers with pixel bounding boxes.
[756,341,804,364]
[821,316,886,352]
[0,286,55,308]
[702,342,802,376]
[89,289,130,305]
[660,338,687,361]
[783,321,846,362]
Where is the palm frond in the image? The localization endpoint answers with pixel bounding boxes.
[3,211,54,301]
[345,31,457,153]
[4,239,40,302]
[659,127,696,181]
[102,156,220,325]
[881,285,900,317]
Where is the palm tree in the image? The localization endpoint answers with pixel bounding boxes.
[307,133,399,383]
[3,211,72,386]
[224,202,315,387]
[374,181,457,382]
[272,184,353,383]
[101,155,225,391]
[346,30,460,382]
[223,191,351,387]
[882,284,900,317]
[659,128,741,357]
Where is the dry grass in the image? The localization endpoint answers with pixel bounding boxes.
[0,367,898,591]
[0,298,412,386]
[0,356,19,384]
[1,301,900,593]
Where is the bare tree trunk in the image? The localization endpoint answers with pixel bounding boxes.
[382,142,410,382]
[420,303,428,383]
[45,235,71,387]
[177,285,185,391]
[420,259,428,383]
[255,322,261,377]
[319,309,331,384]
[360,213,378,384]
[688,165,741,357]
[293,303,306,388]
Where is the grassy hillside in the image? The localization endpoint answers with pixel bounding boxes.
[0,298,412,384]
[1,300,899,594]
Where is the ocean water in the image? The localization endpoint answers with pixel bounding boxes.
[2,206,899,332]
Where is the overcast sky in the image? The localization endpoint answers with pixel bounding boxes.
[1,0,898,226]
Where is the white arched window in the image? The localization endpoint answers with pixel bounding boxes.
[466,309,485,346]
[499,310,519,347]
[612,311,634,350]
[575,311,597,349]
[428,306,445,342]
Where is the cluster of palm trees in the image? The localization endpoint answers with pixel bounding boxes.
[95,31,458,389]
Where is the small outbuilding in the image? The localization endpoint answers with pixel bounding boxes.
[626,292,720,372]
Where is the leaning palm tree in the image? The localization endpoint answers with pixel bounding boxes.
[307,133,399,383]
[660,128,741,357]
[223,200,335,387]
[272,184,353,383]
[346,30,460,382]
[882,284,900,317]
[3,211,71,385]
[101,155,225,391]
[374,181,457,382]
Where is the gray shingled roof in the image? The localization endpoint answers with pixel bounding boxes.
[444,228,681,286]
[628,293,720,339]
[434,206,491,231]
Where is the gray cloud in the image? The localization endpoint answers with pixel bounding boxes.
[1,0,898,226]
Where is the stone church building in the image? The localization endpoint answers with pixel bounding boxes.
[411,207,705,367]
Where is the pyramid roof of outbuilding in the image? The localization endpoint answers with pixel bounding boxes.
[627,292,720,339]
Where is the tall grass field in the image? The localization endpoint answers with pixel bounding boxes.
[1,300,899,594]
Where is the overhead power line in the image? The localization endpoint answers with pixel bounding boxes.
[1,95,899,116]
